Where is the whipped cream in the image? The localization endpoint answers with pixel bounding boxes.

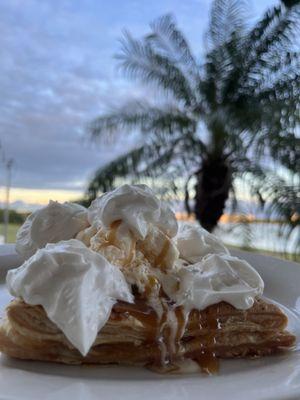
[88,184,178,240]
[16,201,89,259]
[7,239,133,356]
[162,253,264,310]
[176,222,229,263]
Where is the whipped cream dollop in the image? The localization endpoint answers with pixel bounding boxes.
[176,223,229,263]
[16,201,89,259]
[7,239,133,356]
[88,184,178,239]
[162,253,264,310]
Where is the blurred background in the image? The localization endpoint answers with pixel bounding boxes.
[0,0,299,261]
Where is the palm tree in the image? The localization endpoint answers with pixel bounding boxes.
[88,0,300,240]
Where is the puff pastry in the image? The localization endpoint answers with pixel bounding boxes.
[0,296,295,372]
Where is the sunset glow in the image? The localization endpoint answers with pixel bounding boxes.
[0,187,82,208]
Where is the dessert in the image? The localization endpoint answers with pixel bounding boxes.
[0,185,296,373]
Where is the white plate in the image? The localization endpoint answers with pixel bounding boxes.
[0,244,22,280]
[0,249,299,400]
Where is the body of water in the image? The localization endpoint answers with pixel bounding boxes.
[215,222,299,256]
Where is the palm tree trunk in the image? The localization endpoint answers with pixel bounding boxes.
[194,157,232,232]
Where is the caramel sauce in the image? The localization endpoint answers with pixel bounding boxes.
[154,240,170,271]
[150,303,189,369]
[99,220,137,267]
[158,302,170,364]
[113,300,158,342]
[122,236,136,267]
[175,307,187,344]
[113,284,189,372]
[100,220,122,249]
[193,310,220,374]
[114,300,220,374]
[144,276,159,297]
[102,219,219,375]
[194,349,219,374]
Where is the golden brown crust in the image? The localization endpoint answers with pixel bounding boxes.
[0,323,295,366]
[0,297,295,367]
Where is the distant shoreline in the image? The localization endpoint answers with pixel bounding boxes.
[175,212,297,225]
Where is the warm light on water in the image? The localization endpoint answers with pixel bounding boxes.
[175,215,299,259]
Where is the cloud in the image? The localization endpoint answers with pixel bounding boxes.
[0,0,275,194]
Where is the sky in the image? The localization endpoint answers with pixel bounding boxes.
[0,0,276,209]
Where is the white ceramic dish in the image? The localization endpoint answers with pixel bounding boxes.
[0,246,299,400]
[0,244,22,280]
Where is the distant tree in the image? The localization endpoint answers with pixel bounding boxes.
[0,209,26,224]
[88,0,300,247]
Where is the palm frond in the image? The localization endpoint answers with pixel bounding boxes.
[202,29,246,110]
[241,3,300,80]
[207,0,247,47]
[87,146,145,198]
[246,6,283,49]
[241,168,300,257]
[282,0,300,7]
[117,31,197,106]
[148,14,196,64]
[146,14,200,83]
[89,101,196,140]
[264,182,299,258]
[268,133,300,171]
[87,135,189,198]
[213,2,299,121]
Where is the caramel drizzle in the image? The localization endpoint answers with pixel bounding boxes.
[115,300,220,374]
[99,220,136,267]
[144,275,159,297]
[100,220,122,248]
[175,307,188,345]
[158,302,169,364]
[113,300,158,342]
[149,302,189,370]
[193,310,220,374]
[156,305,220,374]
[122,236,136,267]
[100,220,219,374]
[154,240,170,271]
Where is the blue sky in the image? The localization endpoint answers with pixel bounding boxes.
[0,0,275,205]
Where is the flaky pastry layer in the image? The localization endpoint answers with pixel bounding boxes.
[0,297,295,368]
